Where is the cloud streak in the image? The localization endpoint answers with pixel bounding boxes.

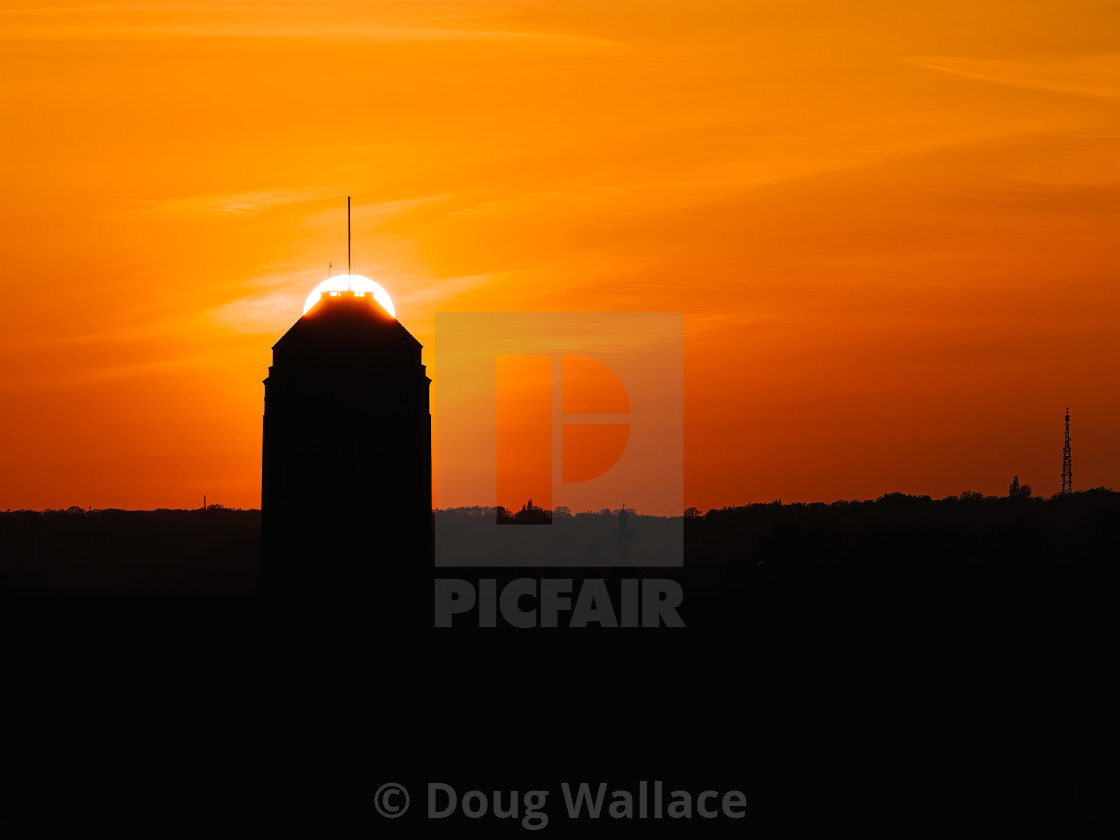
[0,1,612,45]
[136,188,337,218]
[900,55,1120,102]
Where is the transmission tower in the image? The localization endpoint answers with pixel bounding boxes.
[1061,405,1072,495]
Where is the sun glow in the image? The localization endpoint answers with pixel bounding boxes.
[302,274,395,318]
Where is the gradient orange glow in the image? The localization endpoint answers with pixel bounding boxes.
[1,1,1117,511]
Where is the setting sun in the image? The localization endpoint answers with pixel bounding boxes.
[302,275,395,318]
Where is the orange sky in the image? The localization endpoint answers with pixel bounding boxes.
[1,1,1117,511]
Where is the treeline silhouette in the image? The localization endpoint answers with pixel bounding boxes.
[682,488,1117,633]
[0,506,258,593]
[3,491,1115,835]
[2,491,1116,603]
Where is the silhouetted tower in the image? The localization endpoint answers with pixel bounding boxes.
[1061,405,1072,495]
[260,288,432,612]
[610,505,637,567]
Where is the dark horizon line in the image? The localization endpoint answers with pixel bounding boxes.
[5,486,1116,517]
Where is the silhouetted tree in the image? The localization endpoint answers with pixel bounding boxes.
[1009,476,1032,499]
[513,499,551,523]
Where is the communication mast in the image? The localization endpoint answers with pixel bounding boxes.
[1061,405,1072,495]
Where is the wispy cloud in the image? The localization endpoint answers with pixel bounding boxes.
[398,272,496,310]
[135,189,449,228]
[0,1,612,45]
[210,288,306,334]
[295,194,452,230]
[210,268,496,334]
[136,188,336,218]
[73,352,216,385]
[20,312,201,348]
[900,54,1120,102]
[1005,134,1120,190]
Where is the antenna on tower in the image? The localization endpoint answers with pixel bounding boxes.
[347,196,351,290]
[1061,405,1072,495]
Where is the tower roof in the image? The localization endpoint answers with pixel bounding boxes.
[271,289,423,370]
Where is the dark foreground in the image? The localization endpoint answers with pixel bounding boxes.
[1,492,1115,836]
